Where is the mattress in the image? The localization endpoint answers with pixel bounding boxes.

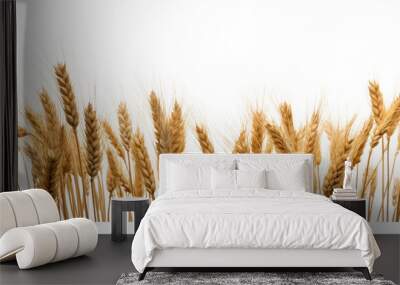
[131,189,380,273]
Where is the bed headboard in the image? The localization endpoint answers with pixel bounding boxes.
[158,153,314,196]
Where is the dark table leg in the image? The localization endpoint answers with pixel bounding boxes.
[112,201,127,241]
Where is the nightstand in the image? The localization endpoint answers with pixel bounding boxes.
[111,197,150,241]
[332,198,366,219]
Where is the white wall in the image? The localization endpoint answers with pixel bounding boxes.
[17,0,400,225]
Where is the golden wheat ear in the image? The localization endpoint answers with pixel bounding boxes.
[23,141,44,186]
[368,80,385,125]
[102,120,125,160]
[84,103,102,178]
[370,96,400,148]
[385,96,400,137]
[349,117,373,167]
[233,128,250,153]
[39,88,61,138]
[106,148,124,188]
[54,63,80,128]
[130,142,144,197]
[303,109,320,154]
[117,102,133,151]
[265,122,290,153]
[169,100,186,153]
[25,108,47,141]
[149,91,170,156]
[250,109,266,153]
[279,102,298,151]
[195,124,215,154]
[131,130,156,200]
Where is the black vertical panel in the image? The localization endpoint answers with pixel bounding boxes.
[0,0,18,192]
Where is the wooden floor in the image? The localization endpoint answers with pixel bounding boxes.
[0,235,399,285]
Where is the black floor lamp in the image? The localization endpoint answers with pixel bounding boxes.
[0,0,18,192]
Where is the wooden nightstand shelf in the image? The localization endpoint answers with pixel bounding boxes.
[332,198,366,219]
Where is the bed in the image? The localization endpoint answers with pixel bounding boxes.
[131,154,380,280]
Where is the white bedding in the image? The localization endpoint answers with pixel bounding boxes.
[131,190,380,273]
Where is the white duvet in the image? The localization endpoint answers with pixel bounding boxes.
[131,190,380,272]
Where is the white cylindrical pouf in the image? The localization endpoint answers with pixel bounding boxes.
[24,189,60,224]
[65,218,98,257]
[1,226,58,269]
[1,192,39,227]
[42,221,79,262]
[0,196,17,238]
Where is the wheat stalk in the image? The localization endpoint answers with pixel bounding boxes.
[39,127,65,216]
[251,110,266,153]
[84,103,103,221]
[39,88,61,140]
[65,173,77,217]
[264,136,274,153]
[233,128,250,153]
[60,128,79,217]
[23,142,44,186]
[169,100,185,153]
[130,146,144,197]
[370,96,400,147]
[133,160,144,197]
[25,108,47,142]
[349,117,373,168]
[97,172,106,221]
[265,122,290,153]
[118,102,134,195]
[296,124,307,151]
[64,129,84,216]
[367,96,400,213]
[303,110,321,193]
[313,130,322,165]
[392,179,400,222]
[57,127,69,219]
[106,149,130,196]
[54,63,89,217]
[149,91,163,154]
[73,130,89,217]
[102,120,125,161]
[368,81,385,125]
[149,91,170,156]
[195,124,215,153]
[279,102,298,151]
[377,96,400,221]
[54,63,79,128]
[367,167,377,221]
[131,130,156,199]
[350,117,373,192]
[84,103,102,178]
[304,110,320,154]
[118,102,133,151]
[106,168,117,220]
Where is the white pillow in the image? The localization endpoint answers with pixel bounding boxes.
[266,162,307,191]
[236,169,267,189]
[211,168,237,190]
[167,162,211,191]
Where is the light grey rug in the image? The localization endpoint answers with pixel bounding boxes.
[116,272,395,285]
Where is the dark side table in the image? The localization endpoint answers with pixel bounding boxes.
[332,198,366,219]
[111,197,150,241]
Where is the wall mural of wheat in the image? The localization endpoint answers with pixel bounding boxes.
[18,63,400,223]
